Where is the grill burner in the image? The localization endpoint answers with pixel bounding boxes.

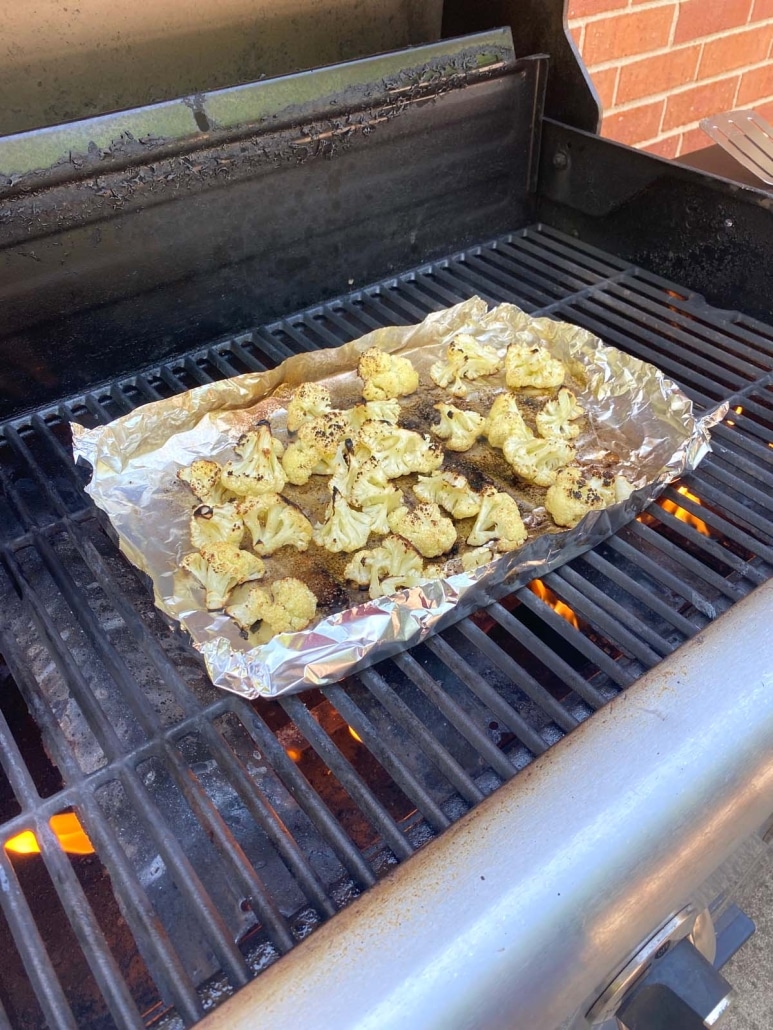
[0,224,772,1026]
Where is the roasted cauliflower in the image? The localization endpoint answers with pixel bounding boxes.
[461,545,495,571]
[387,503,456,558]
[330,453,403,534]
[313,489,373,553]
[484,393,531,449]
[236,494,313,555]
[181,542,265,610]
[504,338,565,390]
[502,434,575,487]
[429,332,501,396]
[344,535,426,600]
[346,398,401,430]
[466,487,527,552]
[189,503,244,550]
[432,403,486,452]
[358,347,419,401]
[535,388,584,441]
[286,382,332,432]
[177,459,232,506]
[545,466,634,528]
[413,471,481,519]
[357,420,444,478]
[281,439,320,486]
[221,422,287,496]
[226,577,317,634]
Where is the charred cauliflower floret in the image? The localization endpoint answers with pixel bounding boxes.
[297,411,351,462]
[286,383,332,432]
[344,535,426,600]
[226,578,317,634]
[235,494,313,555]
[504,338,565,390]
[346,398,401,430]
[357,420,444,478]
[461,545,495,571]
[484,393,531,449]
[387,503,456,558]
[535,388,584,441]
[466,487,527,553]
[331,453,403,535]
[413,471,481,519]
[432,403,486,452]
[358,347,419,401]
[221,422,287,497]
[181,543,265,610]
[545,466,634,528]
[313,489,373,553]
[429,332,501,397]
[281,439,319,486]
[177,459,232,506]
[502,435,575,487]
[189,503,244,550]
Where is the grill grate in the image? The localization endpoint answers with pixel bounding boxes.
[0,224,772,1028]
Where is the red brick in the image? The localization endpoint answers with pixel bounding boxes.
[698,26,771,77]
[737,63,773,105]
[662,76,739,131]
[755,98,773,121]
[583,6,675,65]
[603,98,665,145]
[678,126,714,155]
[568,0,627,17]
[674,0,752,44]
[751,0,773,19]
[616,45,701,104]
[644,135,681,158]
[591,67,618,109]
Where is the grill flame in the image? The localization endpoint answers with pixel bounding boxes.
[528,579,579,629]
[726,405,744,427]
[348,726,363,744]
[658,485,710,536]
[5,813,95,856]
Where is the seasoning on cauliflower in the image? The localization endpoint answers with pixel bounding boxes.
[189,503,244,550]
[286,383,332,432]
[346,398,401,430]
[431,403,486,452]
[313,489,373,553]
[331,452,403,534]
[466,487,527,552]
[177,459,233,506]
[502,435,575,487]
[504,338,565,390]
[281,439,320,486]
[226,578,317,634]
[358,347,419,401]
[535,388,584,441]
[429,332,501,397]
[387,503,456,558]
[357,420,444,478]
[221,422,287,497]
[461,545,495,571]
[344,535,426,600]
[235,494,313,555]
[413,471,481,519]
[484,393,531,449]
[181,542,265,610]
[545,466,634,528]
[297,411,350,461]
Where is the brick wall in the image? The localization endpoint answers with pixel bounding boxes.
[567,0,773,158]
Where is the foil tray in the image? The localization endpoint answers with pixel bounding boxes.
[71,298,718,698]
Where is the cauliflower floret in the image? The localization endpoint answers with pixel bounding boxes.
[226,578,317,634]
[286,383,332,432]
[545,466,634,528]
[344,535,426,600]
[330,453,403,534]
[535,388,584,441]
[484,393,531,449]
[346,398,401,430]
[504,338,565,390]
[313,490,373,553]
[297,411,351,461]
[177,459,233,506]
[221,422,287,497]
[281,439,319,486]
[357,420,444,478]
[387,503,456,558]
[358,347,419,401]
[235,494,313,555]
[189,503,244,550]
[413,471,481,519]
[466,487,527,552]
[429,332,501,397]
[502,434,575,487]
[181,542,265,610]
[461,545,495,571]
[431,403,486,452]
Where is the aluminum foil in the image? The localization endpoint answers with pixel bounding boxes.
[71,297,720,699]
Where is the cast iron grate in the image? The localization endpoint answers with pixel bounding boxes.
[0,224,772,1028]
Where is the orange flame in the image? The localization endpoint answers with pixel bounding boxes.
[6,813,95,856]
[528,579,579,630]
[726,405,744,427]
[285,747,303,763]
[658,485,710,536]
[348,726,363,744]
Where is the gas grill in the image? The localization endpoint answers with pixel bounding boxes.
[1,7,772,1029]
